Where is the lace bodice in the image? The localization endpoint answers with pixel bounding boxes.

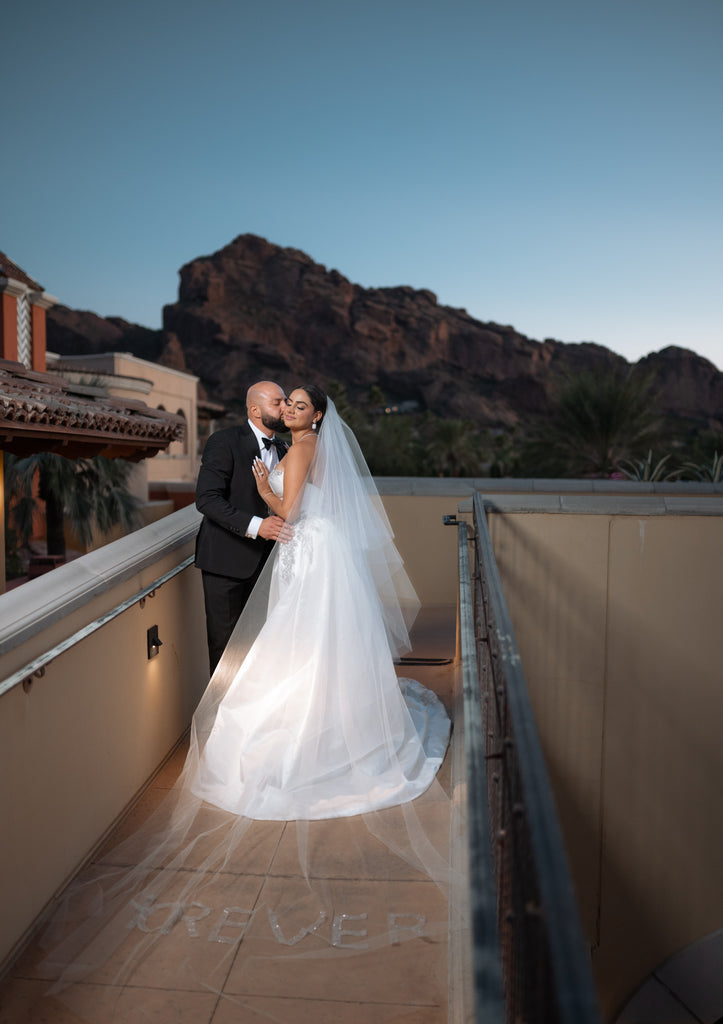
[268,467,284,498]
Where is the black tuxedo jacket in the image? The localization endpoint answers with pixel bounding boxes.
[195,424,285,580]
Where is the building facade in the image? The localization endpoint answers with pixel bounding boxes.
[0,252,57,370]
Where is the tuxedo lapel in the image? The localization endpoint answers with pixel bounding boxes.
[236,425,265,511]
[238,423,261,460]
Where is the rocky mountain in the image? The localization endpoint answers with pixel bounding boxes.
[47,234,723,432]
[47,307,165,363]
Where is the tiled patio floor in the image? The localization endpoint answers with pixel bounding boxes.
[0,607,456,1024]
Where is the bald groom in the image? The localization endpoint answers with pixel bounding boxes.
[195,381,288,674]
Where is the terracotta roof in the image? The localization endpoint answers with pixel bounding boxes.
[0,251,43,291]
[0,359,185,461]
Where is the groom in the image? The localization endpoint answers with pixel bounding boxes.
[195,380,288,675]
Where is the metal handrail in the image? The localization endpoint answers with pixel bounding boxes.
[471,492,602,1023]
[456,518,506,1022]
[0,556,195,699]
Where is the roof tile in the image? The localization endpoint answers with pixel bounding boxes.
[0,250,43,291]
[0,359,185,460]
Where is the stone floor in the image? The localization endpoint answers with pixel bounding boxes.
[0,607,457,1024]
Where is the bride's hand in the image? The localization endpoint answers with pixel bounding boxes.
[253,457,271,496]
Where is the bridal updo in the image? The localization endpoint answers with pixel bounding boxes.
[296,384,327,432]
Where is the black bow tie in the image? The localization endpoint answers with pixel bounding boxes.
[262,436,285,455]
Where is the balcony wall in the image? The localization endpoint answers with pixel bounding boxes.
[0,506,208,970]
[1,479,721,1021]
[0,486,464,974]
[377,476,723,606]
[478,494,723,1019]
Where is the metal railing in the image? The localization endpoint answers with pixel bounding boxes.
[0,556,195,699]
[450,493,603,1023]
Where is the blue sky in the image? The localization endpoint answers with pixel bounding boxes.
[2,0,721,369]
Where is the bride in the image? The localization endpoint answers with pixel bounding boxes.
[34,387,452,1017]
[189,385,450,820]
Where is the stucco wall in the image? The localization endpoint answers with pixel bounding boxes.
[485,507,723,1019]
[2,484,721,1015]
[109,353,199,482]
[380,494,462,607]
[0,508,207,969]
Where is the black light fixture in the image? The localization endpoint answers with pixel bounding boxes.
[147,624,163,660]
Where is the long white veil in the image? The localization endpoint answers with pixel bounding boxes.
[188,398,422,763]
[32,399,454,1021]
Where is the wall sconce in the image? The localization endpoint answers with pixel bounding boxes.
[147,625,163,660]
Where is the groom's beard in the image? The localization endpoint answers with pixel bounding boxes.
[262,413,286,433]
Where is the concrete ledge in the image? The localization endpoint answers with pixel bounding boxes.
[559,495,669,515]
[375,477,723,497]
[0,504,202,655]
[663,496,723,514]
[455,494,723,516]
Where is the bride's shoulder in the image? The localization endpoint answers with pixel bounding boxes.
[288,437,317,460]
[277,436,316,473]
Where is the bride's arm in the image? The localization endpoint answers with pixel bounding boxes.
[253,442,315,520]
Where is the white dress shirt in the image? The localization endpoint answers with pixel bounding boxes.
[245,419,280,539]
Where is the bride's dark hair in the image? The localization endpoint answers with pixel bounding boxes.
[296,384,327,431]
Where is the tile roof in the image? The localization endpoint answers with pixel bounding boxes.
[0,359,185,460]
[0,251,43,291]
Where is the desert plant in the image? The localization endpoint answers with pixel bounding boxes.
[680,451,723,483]
[5,452,139,561]
[619,450,676,482]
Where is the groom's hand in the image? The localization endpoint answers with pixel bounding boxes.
[258,515,288,541]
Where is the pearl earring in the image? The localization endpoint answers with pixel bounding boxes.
[312,422,317,430]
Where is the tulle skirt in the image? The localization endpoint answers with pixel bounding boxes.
[191,512,450,819]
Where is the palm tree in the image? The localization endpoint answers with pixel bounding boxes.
[5,452,139,562]
[362,414,425,475]
[528,367,662,477]
[488,426,524,478]
[424,417,487,477]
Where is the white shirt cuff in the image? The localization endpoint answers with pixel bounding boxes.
[246,515,263,539]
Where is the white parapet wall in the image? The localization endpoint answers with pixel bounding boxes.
[473,494,723,1019]
[1,479,721,1011]
[0,484,463,972]
[0,505,207,970]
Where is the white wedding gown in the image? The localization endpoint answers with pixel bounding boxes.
[191,468,450,820]
[33,406,454,1021]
